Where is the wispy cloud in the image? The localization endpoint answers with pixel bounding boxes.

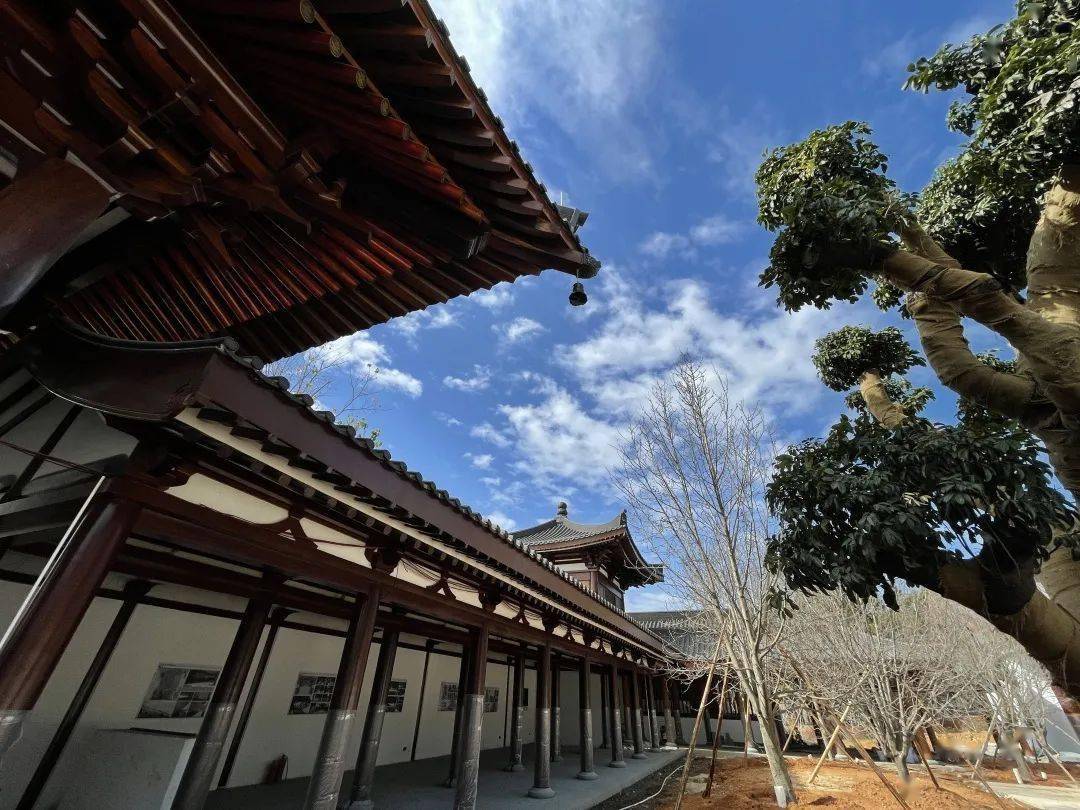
[862,12,998,81]
[443,365,492,392]
[470,283,516,310]
[466,452,494,469]
[319,333,423,398]
[390,304,459,339]
[640,214,746,260]
[494,316,546,344]
[430,0,663,181]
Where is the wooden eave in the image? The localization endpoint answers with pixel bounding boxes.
[0,0,597,360]
[532,531,664,588]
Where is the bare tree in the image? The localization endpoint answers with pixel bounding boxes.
[263,343,380,442]
[615,360,796,804]
[782,590,996,780]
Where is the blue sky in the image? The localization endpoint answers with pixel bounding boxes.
[310,1,1016,610]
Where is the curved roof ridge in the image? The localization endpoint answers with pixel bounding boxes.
[511,509,627,546]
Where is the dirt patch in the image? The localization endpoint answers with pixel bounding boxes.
[643,756,1034,810]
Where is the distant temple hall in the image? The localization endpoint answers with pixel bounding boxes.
[0,1,740,808]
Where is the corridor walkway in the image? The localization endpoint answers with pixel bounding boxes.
[206,744,684,810]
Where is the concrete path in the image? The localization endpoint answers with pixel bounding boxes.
[987,782,1080,810]
[206,744,685,810]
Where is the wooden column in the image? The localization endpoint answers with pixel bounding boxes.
[529,643,555,798]
[219,607,292,789]
[443,645,472,788]
[453,624,489,810]
[504,646,526,772]
[671,680,688,745]
[16,579,149,810]
[629,668,647,759]
[0,490,138,768]
[577,657,598,780]
[305,590,381,810]
[599,673,609,750]
[646,674,662,752]
[550,654,562,763]
[607,667,626,769]
[345,626,399,810]
[660,675,677,749]
[173,590,274,810]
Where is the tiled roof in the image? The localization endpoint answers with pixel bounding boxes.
[625,610,702,630]
[203,334,663,636]
[511,511,628,547]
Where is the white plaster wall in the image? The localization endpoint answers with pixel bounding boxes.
[555,668,604,750]
[0,575,251,810]
[0,569,553,807]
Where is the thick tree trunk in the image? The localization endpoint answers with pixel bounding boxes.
[938,558,1080,697]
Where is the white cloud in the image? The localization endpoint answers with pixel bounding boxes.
[466,452,494,469]
[640,214,745,260]
[443,365,492,392]
[390,304,459,338]
[559,270,872,419]
[471,422,512,448]
[471,283,515,310]
[495,317,546,344]
[497,382,623,487]
[484,510,519,532]
[430,0,662,180]
[690,215,745,246]
[434,411,462,427]
[318,333,423,397]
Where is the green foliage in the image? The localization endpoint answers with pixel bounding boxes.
[765,412,1072,604]
[916,148,1037,288]
[812,326,923,391]
[756,123,913,311]
[844,377,934,417]
[906,1,1080,280]
[870,279,907,314]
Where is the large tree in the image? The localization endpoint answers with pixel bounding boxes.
[758,2,1080,691]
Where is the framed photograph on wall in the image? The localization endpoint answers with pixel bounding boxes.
[289,672,337,715]
[483,686,499,713]
[438,681,458,711]
[138,664,221,719]
[386,679,407,712]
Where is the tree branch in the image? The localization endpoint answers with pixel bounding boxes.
[881,250,1080,425]
[904,293,1036,419]
[900,223,960,269]
[857,370,909,428]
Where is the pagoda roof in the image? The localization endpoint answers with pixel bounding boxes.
[0,0,598,361]
[512,504,664,587]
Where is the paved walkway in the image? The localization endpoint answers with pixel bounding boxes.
[206,744,685,810]
[987,782,1080,810]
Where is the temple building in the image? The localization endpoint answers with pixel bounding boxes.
[0,1,714,808]
[513,504,663,613]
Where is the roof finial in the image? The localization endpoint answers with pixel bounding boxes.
[557,501,568,518]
